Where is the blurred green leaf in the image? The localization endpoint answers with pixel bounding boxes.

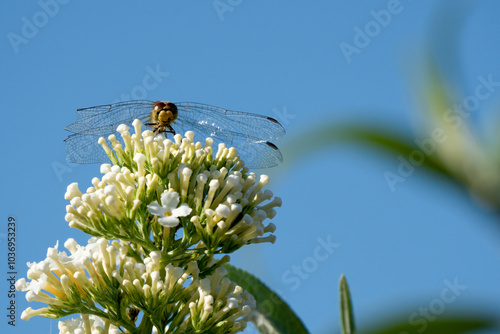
[281,122,457,183]
[364,315,498,334]
[428,0,477,96]
[279,117,500,222]
[339,275,356,334]
[224,264,309,334]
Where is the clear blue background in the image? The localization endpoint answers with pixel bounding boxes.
[1,1,500,333]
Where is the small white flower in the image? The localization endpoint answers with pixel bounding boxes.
[147,191,192,227]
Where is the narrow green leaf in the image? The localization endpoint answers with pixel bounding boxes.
[224,264,309,334]
[281,123,455,181]
[427,1,477,95]
[277,122,468,193]
[339,275,356,334]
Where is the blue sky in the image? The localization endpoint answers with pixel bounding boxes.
[2,1,500,333]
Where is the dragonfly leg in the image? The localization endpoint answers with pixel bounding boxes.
[145,122,158,133]
[153,125,175,137]
[166,125,176,136]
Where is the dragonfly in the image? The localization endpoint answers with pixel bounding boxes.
[64,100,285,168]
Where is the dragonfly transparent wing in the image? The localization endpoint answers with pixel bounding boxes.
[174,102,285,144]
[65,100,285,167]
[64,101,154,163]
[213,139,283,169]
[65,100,154,135]
[65,133,112,164]
[171,102,284,168]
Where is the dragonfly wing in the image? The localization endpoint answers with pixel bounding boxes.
[64,133,111,164]
[65,100,154,135]
[64,101,156,164]
[236,141,283,169]
[167,120,283,168]
[64,100,285,168]
[175,102,285,142]
[65,115,151,137]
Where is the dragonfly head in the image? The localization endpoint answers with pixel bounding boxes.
[152,101,178,125]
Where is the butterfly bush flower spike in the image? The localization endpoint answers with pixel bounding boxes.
[17,238,255,333]
[18,119,282,333]
[63,122,280,258]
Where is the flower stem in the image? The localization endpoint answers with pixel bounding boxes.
[162,226,173,251]
[138,313,154,333]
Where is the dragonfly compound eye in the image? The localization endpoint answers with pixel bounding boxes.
[164,102,178,120]
[165,102,178,112]
[152,101,166,113]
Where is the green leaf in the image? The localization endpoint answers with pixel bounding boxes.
[224,264,309,334]
[339,275,356,334]
[365,315,498,334]
[280,123,457,183]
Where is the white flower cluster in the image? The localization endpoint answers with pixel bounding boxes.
[58,314,119,334]
[183,268,255,334]
[64,119,281,253]
[17,238,255,334]
[113,250,255,333]
[16,237,130,321]
[18,119,283,332]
